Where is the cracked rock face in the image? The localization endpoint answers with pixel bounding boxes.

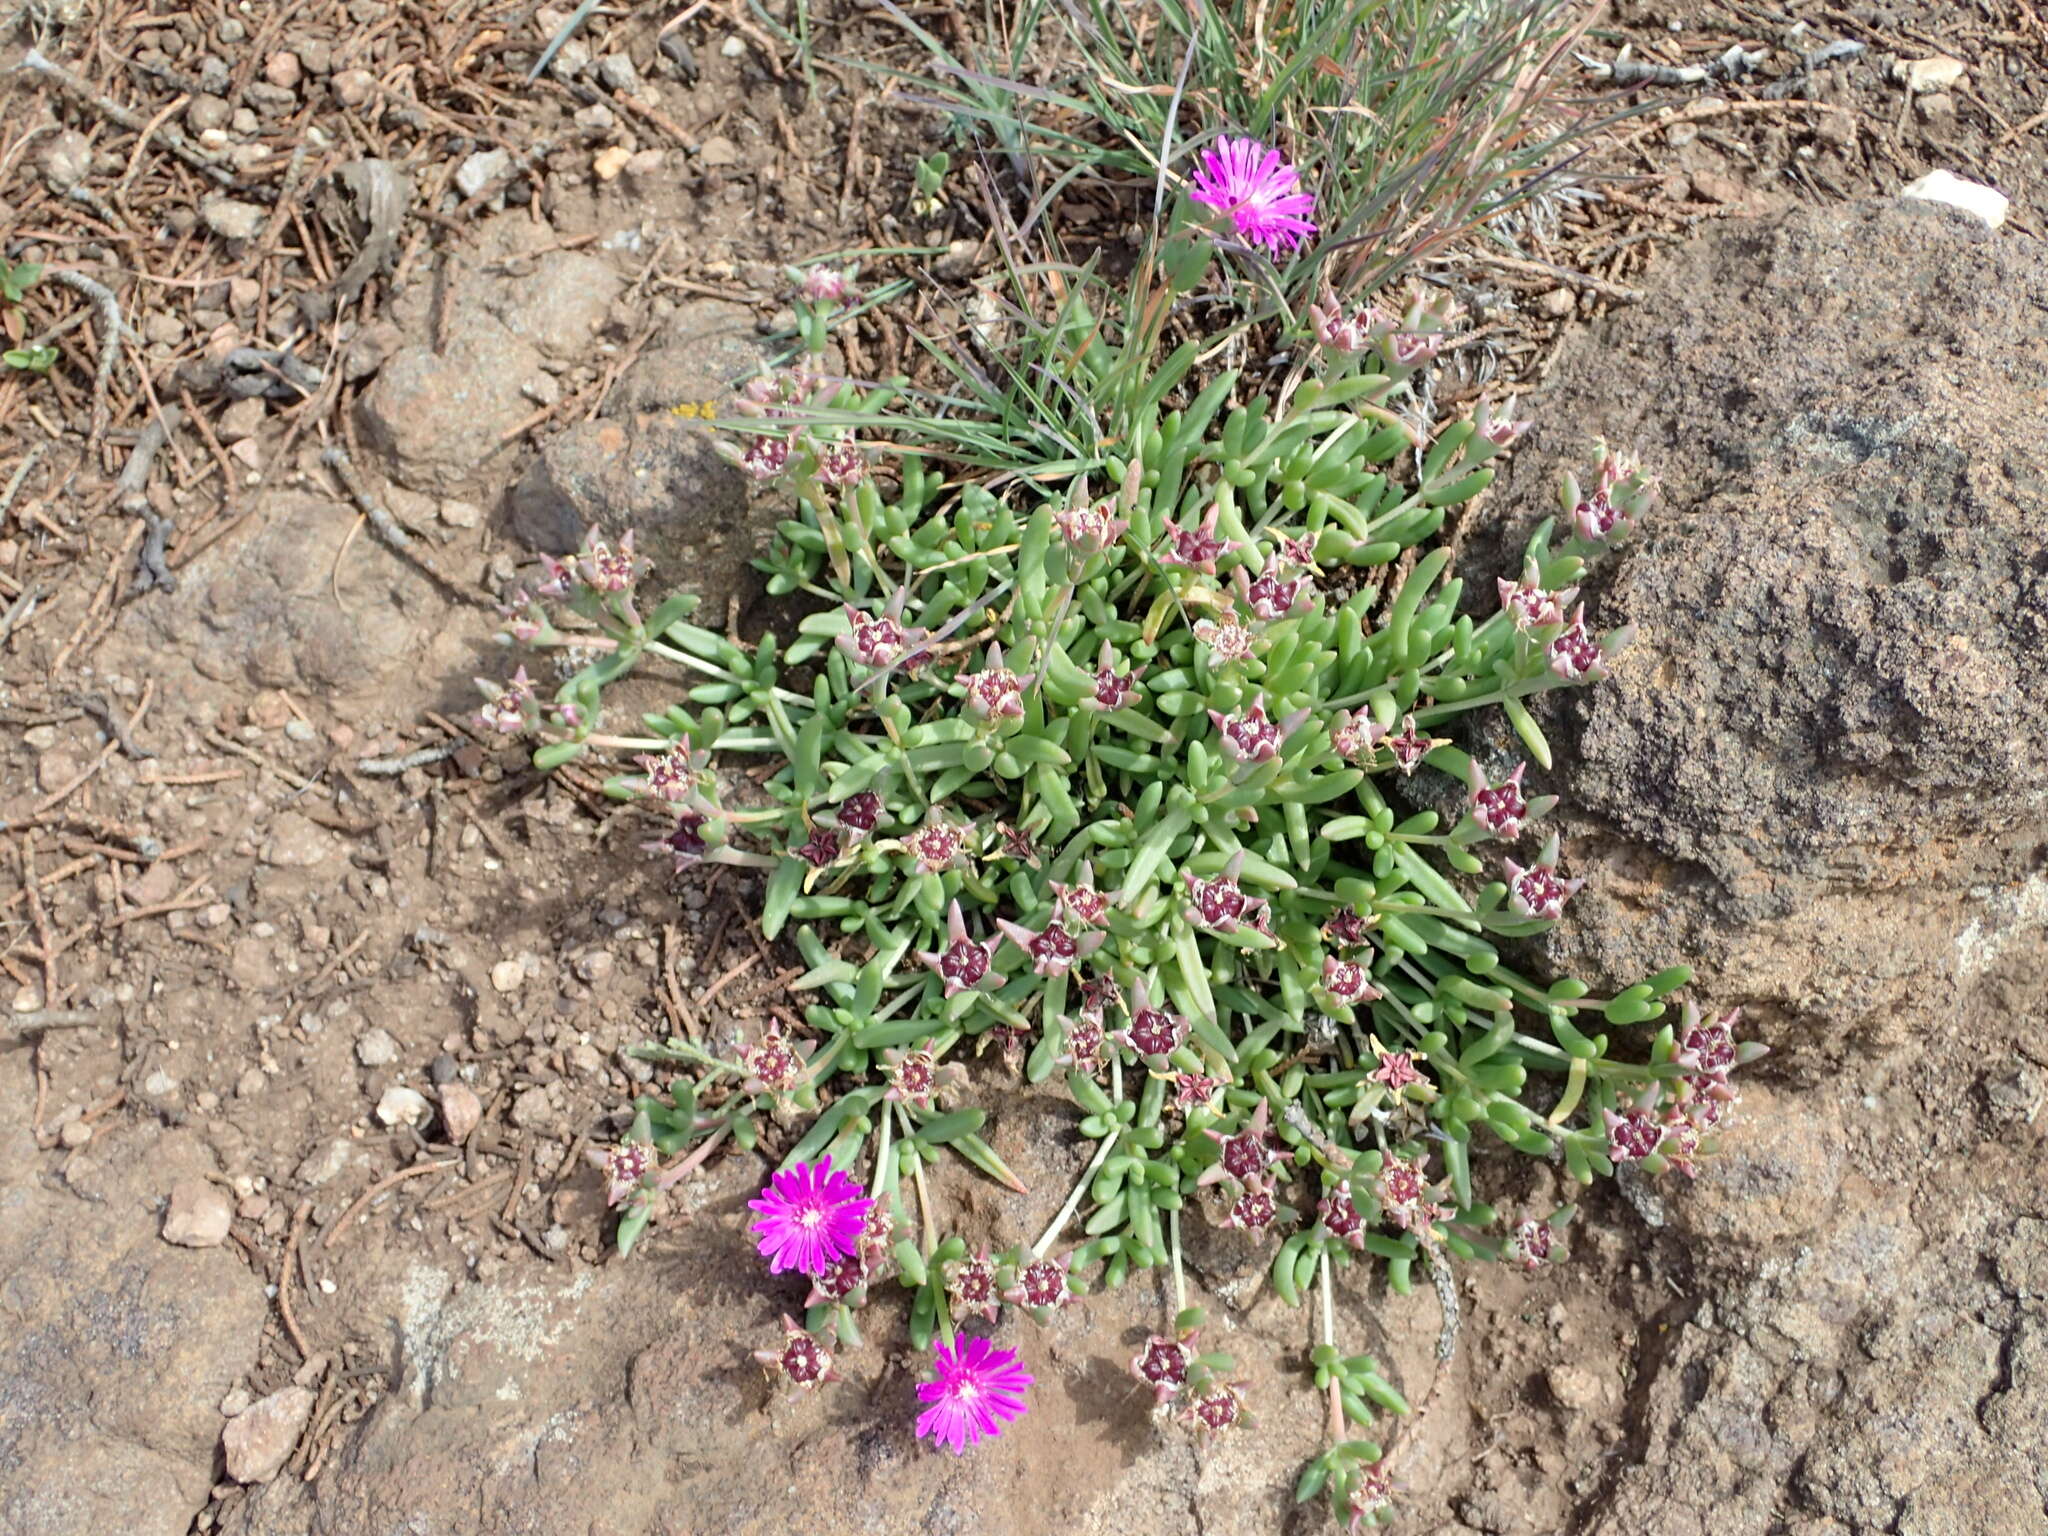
[1472,202,2048,1535]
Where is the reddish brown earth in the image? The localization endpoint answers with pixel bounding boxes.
[1,1,2044,1533]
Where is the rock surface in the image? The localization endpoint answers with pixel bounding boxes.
[506,300,776,606]
[1473,201,2048,1535]
[0,1070,267,1536]
[222,1385,316,1484]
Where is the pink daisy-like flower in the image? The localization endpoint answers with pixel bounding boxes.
[746,1155,873,1277]
[916,1336,1034,1455]
[1189,136,1318,257]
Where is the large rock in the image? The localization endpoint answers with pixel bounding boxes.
[505,300,776,608]
[138,491,447,704]
[1477,200,2048,1072]
[1473,201,2048,1536]
[356,308,542,494]
[0,1078,268,1536]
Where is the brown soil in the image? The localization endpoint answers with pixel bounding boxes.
[1,1,2043,1534]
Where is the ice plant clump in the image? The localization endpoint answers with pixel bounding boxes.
[747,1156,872,1277]
[501,285,1756,1527]
[1189,136,1318,256]
[916,1336,1034,1454]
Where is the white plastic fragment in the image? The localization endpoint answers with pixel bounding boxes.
[1899,170,2010,230]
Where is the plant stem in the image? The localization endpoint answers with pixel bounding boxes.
[654,1118,731,1191]
[1170,1205,1186,1314]
[1319,1248,1344,1443]
[869,1097,896,1201]
[902,1102,938,1256]
[1029,1113,1120,1260]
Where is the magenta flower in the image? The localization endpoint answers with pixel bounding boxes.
[1603,1105,1664,1164]
[1089,639,1144,710]
[837,591,930,674]
[1050,865,1110,928]
[1189,135,1318,256]
[747,1155,872,1277]
[1234,556,1313,620]
[476,666,535,735]
[916,1336,1034,1455]
[817,440,866,487]
[587,1140,655,1208]
[1547,604,1607,681]
[1194,616,1259,665]
[1318,955,1382,1007]
[799,266,853,304]
[754,1314,838,1391]
[1053,499,1128,555]
[1131,1333,1194,1403]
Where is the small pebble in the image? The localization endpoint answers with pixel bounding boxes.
[375,1085,431,1127]
[163,1178,234,1248]
[331,68,376,107]
[59,1121,92,1149]
[355,1028,400,1068]
[490,959,525,994]
[264,51,302,90]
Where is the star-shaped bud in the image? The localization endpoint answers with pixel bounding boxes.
[996,913,1104,977]
[1317,955,1383,1008]
[1159,506,1237,575]
[1183,851,1268,935]
[794,824,842,868]
[917,899,1005,998]
[1381,715,1448,775]
[1169,1071,1226,1112]
[754,1316,838,1391]
[1367,1040,1426,1093]
[1546,604,1606,681]
[1504,833,1584,920]
[961,642,1026,721]
[1114,980,1189,1059]
[1496,560,1576,632]
[1233,556,1313,620]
